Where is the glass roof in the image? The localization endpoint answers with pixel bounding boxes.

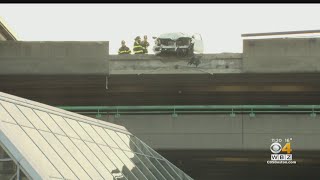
[0,92,193,180]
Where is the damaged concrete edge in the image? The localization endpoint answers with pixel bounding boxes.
[109,53,243,61]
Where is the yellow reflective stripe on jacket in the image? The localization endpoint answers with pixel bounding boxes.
[119,50,131,54]
[134,45,143,48]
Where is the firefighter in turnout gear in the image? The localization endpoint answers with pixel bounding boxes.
[133,36,144,54]
[141,35,150,54]
[118,40,131,54]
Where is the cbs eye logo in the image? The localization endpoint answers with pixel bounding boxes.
[270,142,292,154]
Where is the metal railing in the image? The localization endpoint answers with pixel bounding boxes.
[57,105,320,117]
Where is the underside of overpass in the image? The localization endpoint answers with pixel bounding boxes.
[2,73,320,106]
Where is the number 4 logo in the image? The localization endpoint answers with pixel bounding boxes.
[281,143,292,154]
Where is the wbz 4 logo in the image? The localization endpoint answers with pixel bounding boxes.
[271,154,292,160]
[270,142,293,160]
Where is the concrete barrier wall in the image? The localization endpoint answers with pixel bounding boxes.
[0,41,109,75]
[243,38,320,73]
[90,114,320,151]
[109,53,242,74]
[3,38,320,75]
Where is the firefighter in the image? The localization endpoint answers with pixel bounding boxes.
[141,35,150,54]
[118,40,131,54]
[133,36,144,54]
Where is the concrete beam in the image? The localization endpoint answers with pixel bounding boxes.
[89,114,320,151]
[3,38,320,75]
[243,38,320,73]
[109,53,242,74]
[0,41,109,75]
[242,29,320,37]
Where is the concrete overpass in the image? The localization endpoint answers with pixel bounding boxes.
[2,39,320,106]
[1,38,320,179]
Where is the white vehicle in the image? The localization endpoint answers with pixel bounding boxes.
[152,32,204,57]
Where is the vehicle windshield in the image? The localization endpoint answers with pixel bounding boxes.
[159,39,175,46]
